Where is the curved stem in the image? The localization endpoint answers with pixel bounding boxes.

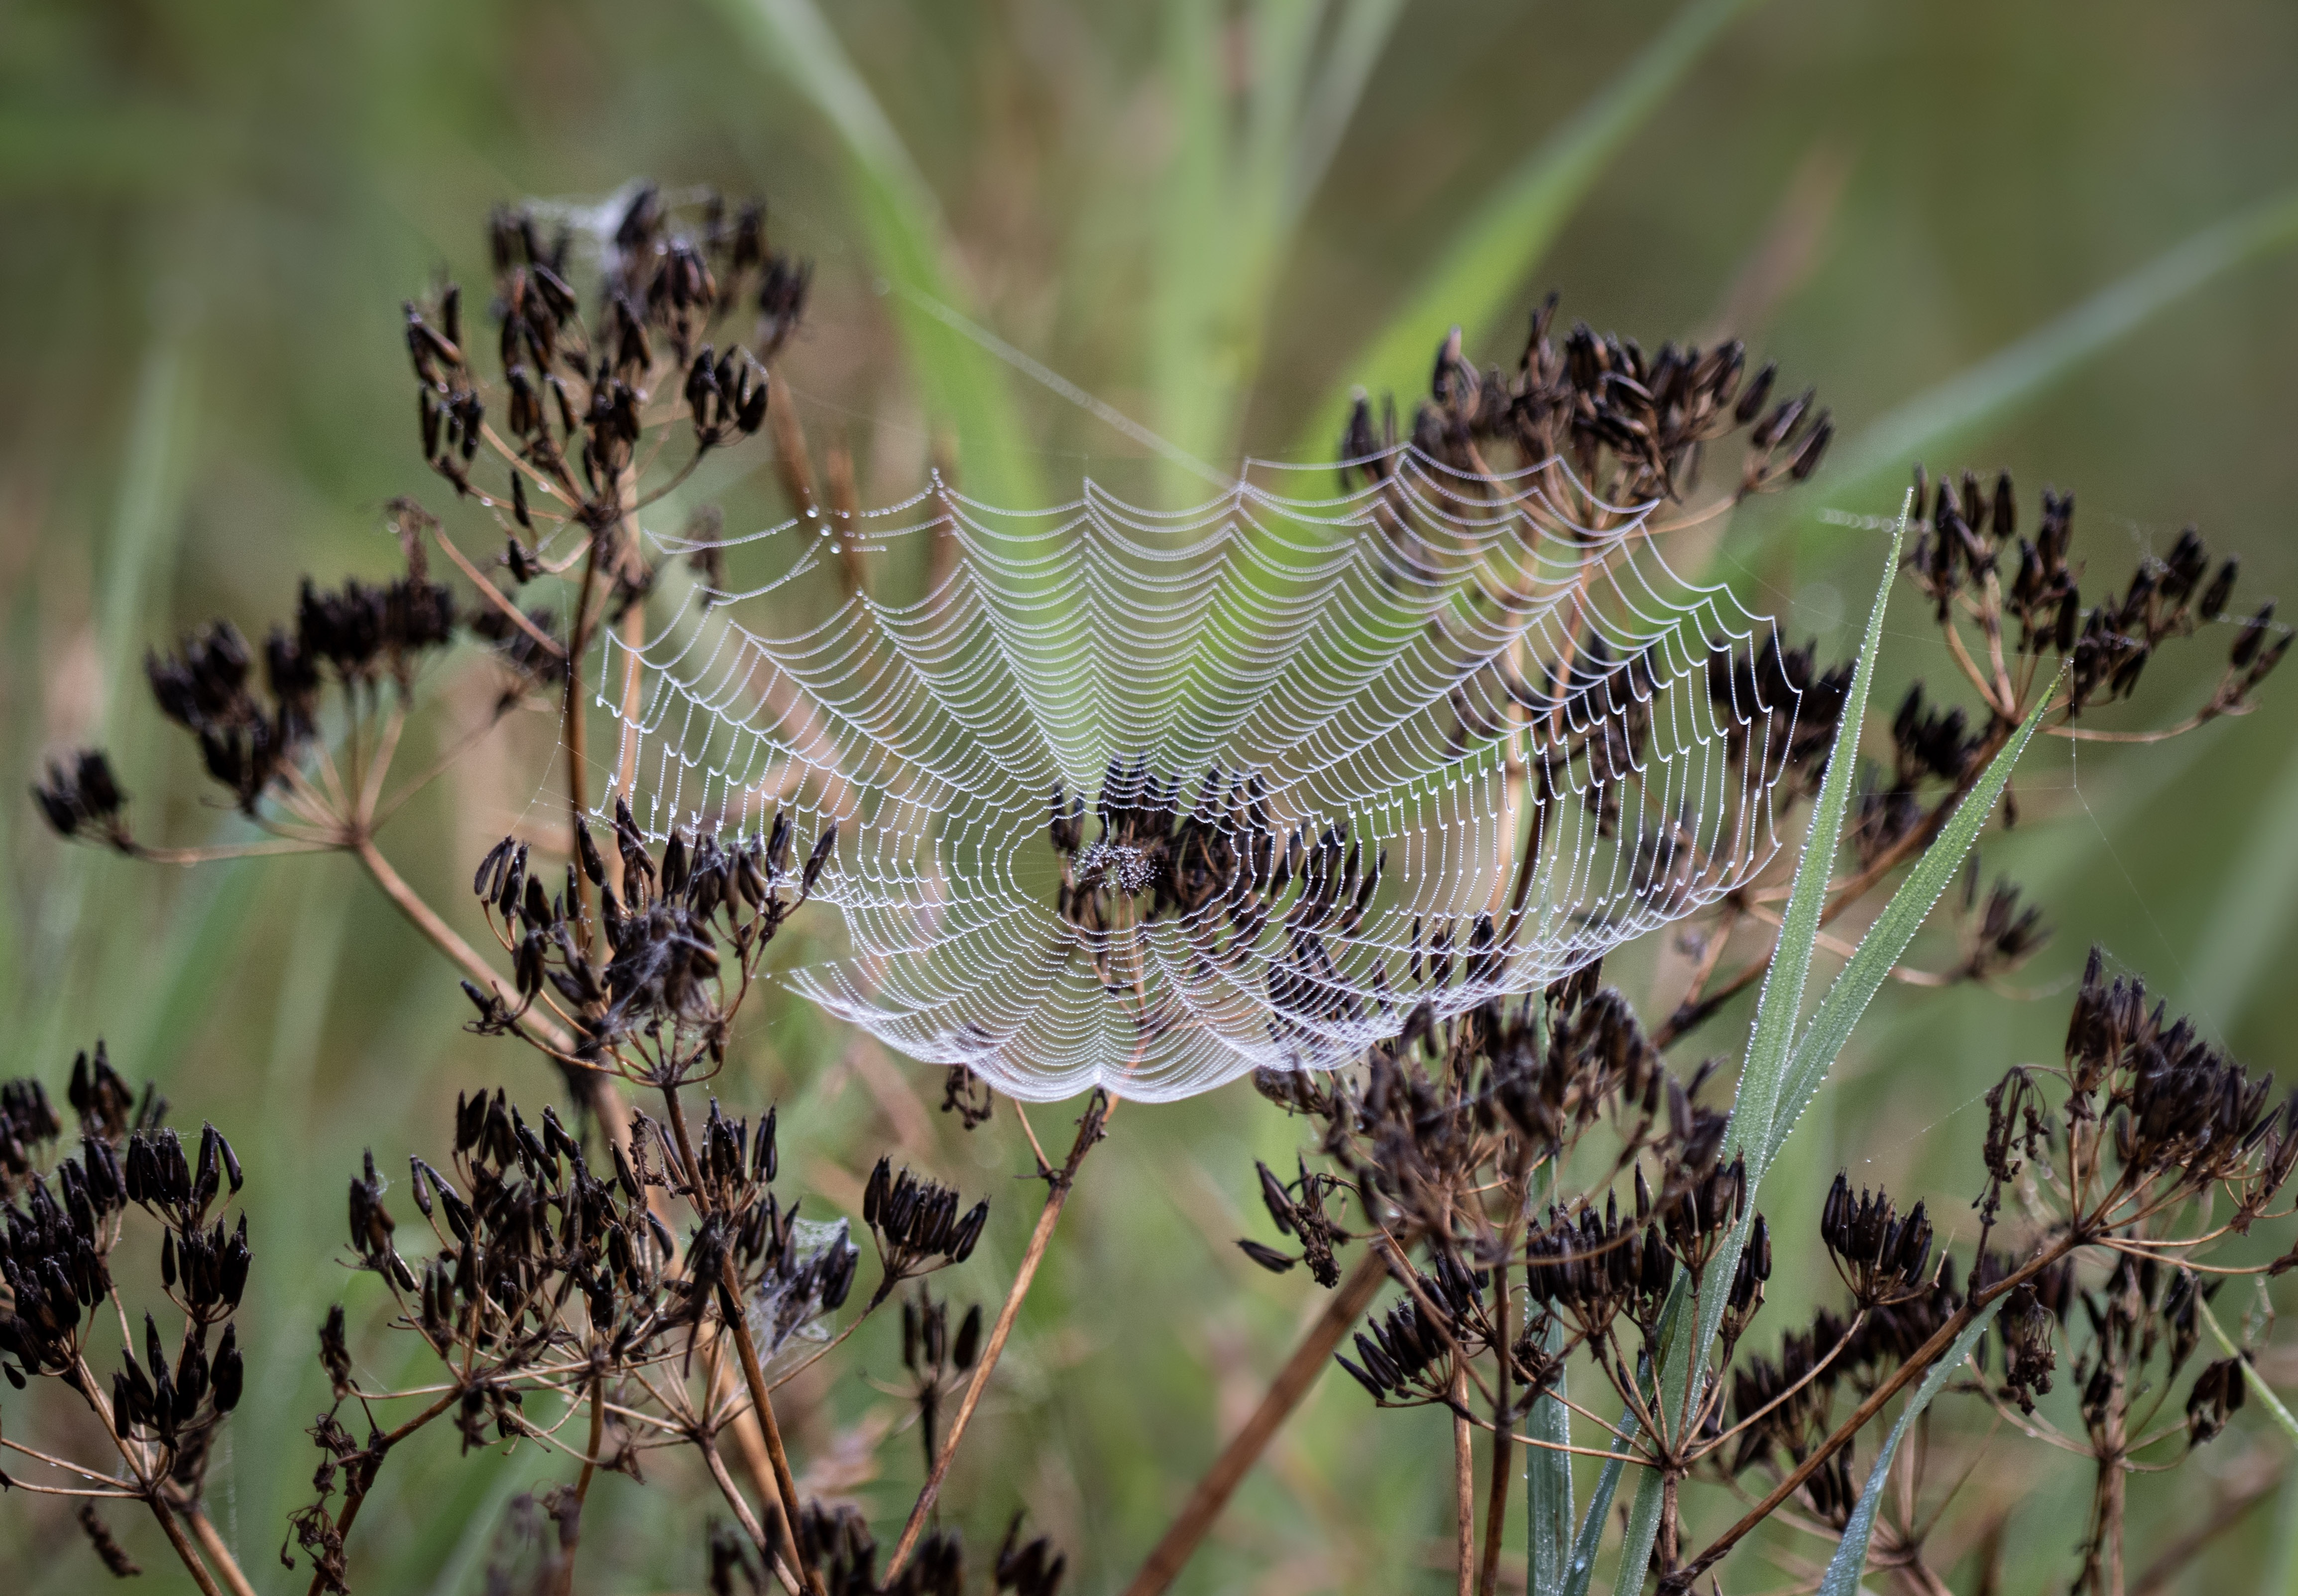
[187,1507,259,1596]
[883,1093,1113,1580]
[150,1498,225,1596]
[1120,1247,1388,1596]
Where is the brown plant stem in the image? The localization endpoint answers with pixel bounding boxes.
[1121,1247,1388,1596]
[573,1376,604,1509]
[562,537,603,943]
[718,1260,827,1596]
[351,834,636,1158]
[150,1497,225,1596]
[1452,1367,1476,1596]
[883,1092,1113,1580]
[2126,1456,2278,1596]
[1477,1276,1512,1596]
[306,1388,461,1596]
[697,1434,803,1596]
[186,1507,258,1596]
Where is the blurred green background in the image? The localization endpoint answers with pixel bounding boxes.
[5,0,2298,1591]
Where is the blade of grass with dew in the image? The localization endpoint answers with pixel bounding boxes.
[712,0,1042,511]
[1722,185,2298,585]
[1622,656,2057,1588]
[1526,1160,1574,1596]
[1609,508,1904,1594]
[1560,1414,1635,1596]
[1621,656,2056,1588]
[1729,507,1907,1183]
[1759,682,2058,1169]
[1292,0,1766,460]
[1817,1301,2003,1596]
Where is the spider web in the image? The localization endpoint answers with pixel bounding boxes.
[602,447,1805,1102]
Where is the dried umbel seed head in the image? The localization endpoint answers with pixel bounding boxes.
[1820,1173,1934,1306]
[1995,1278,2062,1415]
[1337,1254,1491,1405]
[1348,298,1830,506]
[405,185,802,520]
[1910,464,2287,718]
[466,802,833,1077]
[901,1292,984,1382]
[0,1077,62,1197]
[29,749,130,849]
[993,1514,1068,1596]
[863,1156,989,1298]
[0,1044,251,1513]
[1704,634,1853,795]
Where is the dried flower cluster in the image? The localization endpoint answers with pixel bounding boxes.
[1344,295,1832,506]
[0,1044,253,1591]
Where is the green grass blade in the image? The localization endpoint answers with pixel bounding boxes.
[1527,1314,1573,1595]
[1727,508,1905,1187]
[713,0,1042,509]
[1762,682,2057,1167]
[1610,511,1904,1593]
[1527,1161,1574,1596]
[1817,1301,2003,1596]
[1653,648,2055,1588]
[1284,0,1409,228]
[1295,0,1764,458]
[1561,1413,1635,1596]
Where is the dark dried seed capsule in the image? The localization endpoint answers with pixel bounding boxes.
[2232,602,2275,669]
[1238,1239,1298,1274]
[950,1200,990,1263]
[474,837,513,899]
[2200,558,2238,622]
[1732,362,1776,425]
[863,1157,890,1227]
[755,1105,778,1183]
[803,824,838,895]
[221,1216,250,1307]
[576,821,606,886]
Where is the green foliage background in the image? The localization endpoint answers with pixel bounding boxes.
[3,1,2297,1590]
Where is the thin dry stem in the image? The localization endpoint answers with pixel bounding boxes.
[884,1094,1113,1579]
[1122,1247,1388,1596]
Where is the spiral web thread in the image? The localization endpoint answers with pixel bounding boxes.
[601,447,1807,1103]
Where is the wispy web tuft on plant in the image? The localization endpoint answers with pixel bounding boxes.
[604,446,1812,1102]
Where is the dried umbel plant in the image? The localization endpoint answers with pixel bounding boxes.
[0,1044,257,1596]
[1116,433,2286,1594]
[288,821,1075,1596]
[29,187,812,1149]
[20,181,1085,1595]
[1206,948,2298,1596]
[19,172,2295,1596]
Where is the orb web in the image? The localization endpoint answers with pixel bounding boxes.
[602,447,1807,1102]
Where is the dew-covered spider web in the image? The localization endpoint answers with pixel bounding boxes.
[602,447,1809,1102]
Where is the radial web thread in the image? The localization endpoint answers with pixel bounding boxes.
[603,447,1809,1102]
